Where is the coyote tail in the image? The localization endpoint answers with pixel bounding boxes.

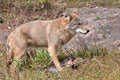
[6,44,13,66]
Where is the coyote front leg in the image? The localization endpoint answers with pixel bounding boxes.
[48,45,63,71]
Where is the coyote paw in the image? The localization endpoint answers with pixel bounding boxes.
[50,66,63,73]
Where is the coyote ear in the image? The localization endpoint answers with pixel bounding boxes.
[64,14,71,21]
[62,12,71,21]
[72,10,79,17]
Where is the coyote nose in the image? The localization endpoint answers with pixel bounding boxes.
[87,30,90,33]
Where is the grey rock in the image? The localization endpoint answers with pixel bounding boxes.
[64,7,120,51]
[0,7,120,51]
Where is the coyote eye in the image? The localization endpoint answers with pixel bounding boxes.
[78,23,81,25]
[65,15,68,18]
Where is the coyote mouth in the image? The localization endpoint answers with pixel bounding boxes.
[76,28,90,34]
[82,30,90,34]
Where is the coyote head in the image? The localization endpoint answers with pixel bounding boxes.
[62,11,90,34]
[68,17,90,34]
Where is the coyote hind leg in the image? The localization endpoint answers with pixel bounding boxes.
[9,47,26,78]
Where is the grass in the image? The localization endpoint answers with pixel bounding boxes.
[0,44,120,80]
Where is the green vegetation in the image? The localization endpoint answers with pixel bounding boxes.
[31,49,51,68]
[0,46,120,80]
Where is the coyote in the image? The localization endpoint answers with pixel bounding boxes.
[6,11,89,76]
